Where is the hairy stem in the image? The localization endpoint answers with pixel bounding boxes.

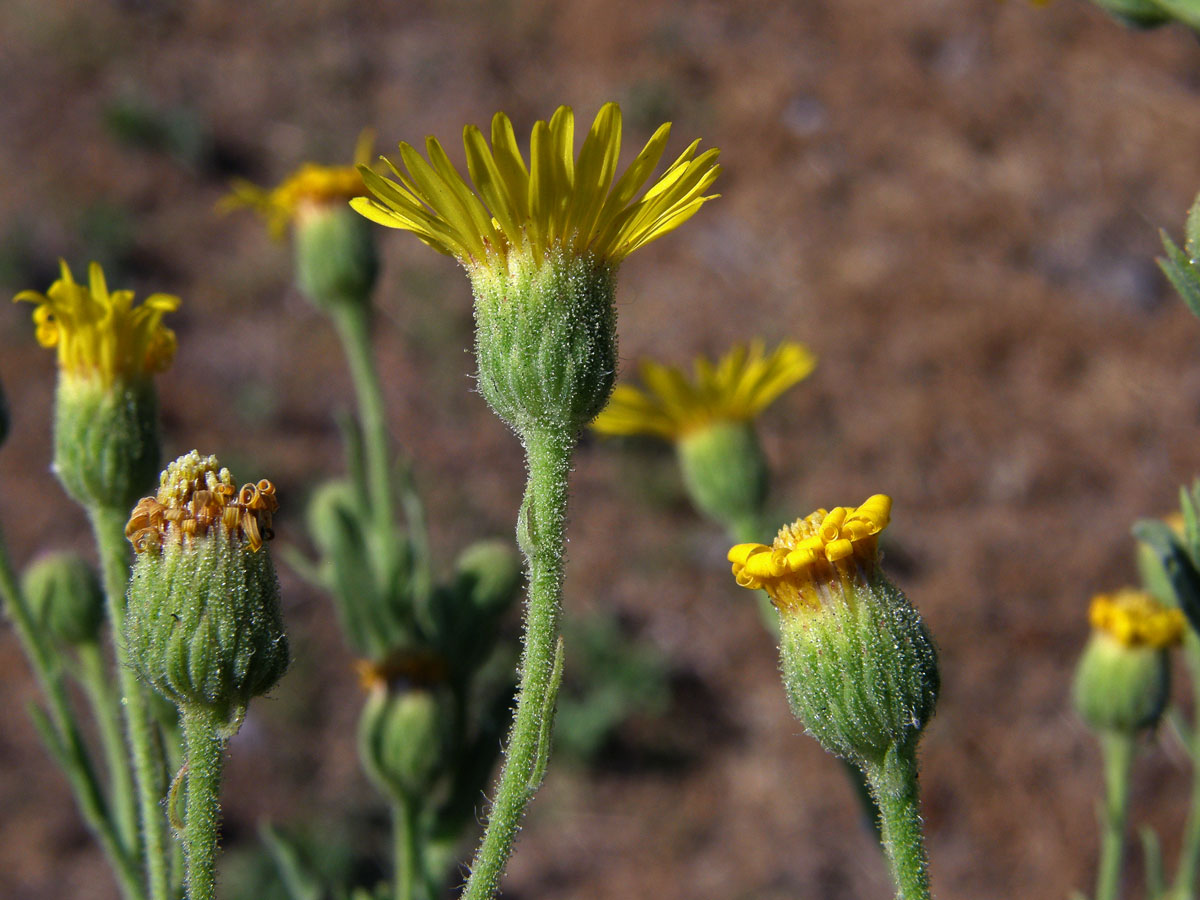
[181,706,225,900]
[0,520,145,900]
[1096,730,1135,900]
[863,745,933,900]
[461,428,571,900]
[394,798,423,900]
[90,505,169,900]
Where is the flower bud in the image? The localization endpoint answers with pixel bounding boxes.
[294,205,379,313]
[1073,589,1184,735]
[729,496,939,765]
[356,655,450,803]
[471,252,617,437]
[676,420,768,532]
[22,552,105,647]
[124,451,288,727]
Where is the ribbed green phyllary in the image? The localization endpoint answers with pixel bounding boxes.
[124,451,289,728]
[676,421,768,531]
[729,495,939,765]
[357,656,452,805]
[470,251,617,438]
[295,205,379,312]
[1074,589,1185,735]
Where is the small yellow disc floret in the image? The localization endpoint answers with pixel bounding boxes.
[1089,589,1186,649]
[728,495,892,613]
[14,260,179,385]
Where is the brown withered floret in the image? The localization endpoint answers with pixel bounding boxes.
[125,478,279,554]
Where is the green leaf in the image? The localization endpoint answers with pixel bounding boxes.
[1158,233,1200,320]
[258,823,323,900]
[1133,518,1200,633]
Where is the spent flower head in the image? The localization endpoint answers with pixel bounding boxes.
[14,260,179,387]
[222,130,375,238]
[594,340,816,441]
[352,102,721,271]
[125,451,287,726]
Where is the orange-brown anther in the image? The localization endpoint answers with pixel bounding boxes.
[125,460,280,555]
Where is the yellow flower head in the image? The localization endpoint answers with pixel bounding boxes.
[1089,589,1186,649]
[351,102,721,269]
[729,495,892,614]
[223,130,375,238]
[592,340,816,441]
[14,260,179,385]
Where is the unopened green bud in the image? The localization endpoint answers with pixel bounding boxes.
[357,658,450,803]
[471,251,616,437]
[729,495,938,765]
[55,375,161,511]
[1073,589,1184,735]
[23,552,105,646]
[295,205,379,313]
[677,421,768,531]
[124,451,288,727]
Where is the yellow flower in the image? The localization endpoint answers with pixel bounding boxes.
[1089,589,1185,649]
[351,102,721,269]
[14,260,179,385]
[223,130,375,238]
[728,495,892,613]
[592,340,816,441]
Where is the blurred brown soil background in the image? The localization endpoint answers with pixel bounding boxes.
[4,0,1200,898]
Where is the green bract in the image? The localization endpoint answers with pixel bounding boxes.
[295,205,379,313]
[55,374,161,512]
[470,252,617,438]
[676,420,769,534]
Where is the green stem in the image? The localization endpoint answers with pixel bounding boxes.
[461,429,572,900]
[331,301,395,545]
[90,505,169,900]
[863,744,933,900]
[393,799,422,900]
[0,522,145,900]
[1173,639,1200,897]
[1096,730,1136,900]
[181,706,225,900]
[77,640,139,851]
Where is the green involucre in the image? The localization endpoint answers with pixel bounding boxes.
[470,252,617,437]
[294,205,380,312]
[676,420,769,529]
[358,686,450,804]
[125,533,288,726]
[779,574,939,765]
[1073,633,1170,735]
[54,374,161,512]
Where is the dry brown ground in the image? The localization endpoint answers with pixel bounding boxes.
[6,0,1200,897]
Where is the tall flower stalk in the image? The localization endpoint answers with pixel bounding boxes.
[14,261,180,900]
[354,102,720,899]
